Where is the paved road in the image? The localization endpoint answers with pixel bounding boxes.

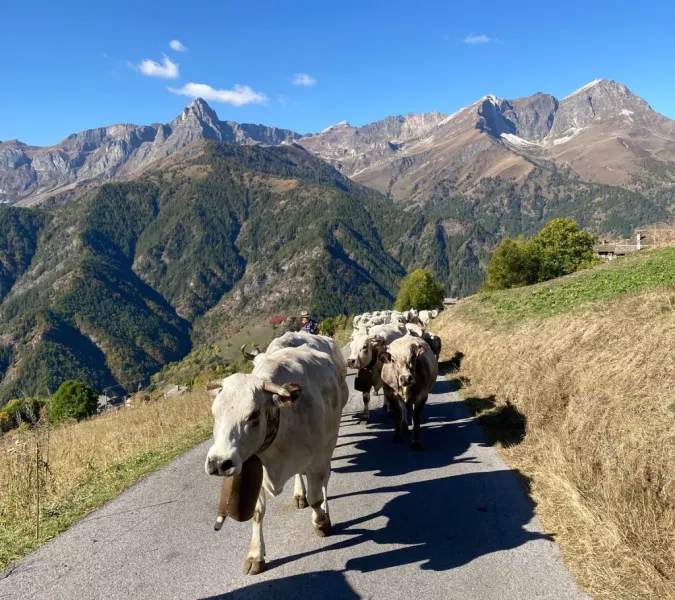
[0,371,587,600]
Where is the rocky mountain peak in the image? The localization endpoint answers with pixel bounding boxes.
[547,79,652,142]
[182,98,219,121]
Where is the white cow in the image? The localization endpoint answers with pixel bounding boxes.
[206,345,348,575]
[417,309,440,329]
[241,331,346,508]
[405,322,425,337]
[346,323,407,421]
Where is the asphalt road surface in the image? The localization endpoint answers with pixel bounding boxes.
[0,370,588,600]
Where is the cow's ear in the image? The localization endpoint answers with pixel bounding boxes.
[205,380,223,398]
[415,344,426,357]
[379,351,392,364]
[372,334,386,347]
[264,381,302,408]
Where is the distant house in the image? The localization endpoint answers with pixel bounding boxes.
[443,297,459,306]
[594,224,675,259]
[594,232,647,260]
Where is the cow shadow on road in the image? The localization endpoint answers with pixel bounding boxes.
[335,389,479,479]
[264,381,551,575]
[201,570,359,600]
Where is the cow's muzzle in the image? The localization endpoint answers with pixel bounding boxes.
[206,457,235,476]
[399,374,414,386]
[347,358,358,369]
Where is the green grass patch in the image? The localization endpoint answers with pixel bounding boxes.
[463,247,675,326]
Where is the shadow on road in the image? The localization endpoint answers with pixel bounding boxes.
[201,571,359,600]
[259,381,551,575]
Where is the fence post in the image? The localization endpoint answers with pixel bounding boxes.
[35,435,40,541]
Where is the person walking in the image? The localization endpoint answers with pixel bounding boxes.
[300,311,318,334]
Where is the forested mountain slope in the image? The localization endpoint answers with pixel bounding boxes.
[0,136,672,403]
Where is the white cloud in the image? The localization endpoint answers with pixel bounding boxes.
[292,73,316,86]
[463,34,492,44]
[168,82,267,106]
[169,39,188,52]
[135,55,179,79]
[278,94,289,107]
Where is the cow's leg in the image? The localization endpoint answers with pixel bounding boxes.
[362,391,370,422]
[391,394,404,443]
[243,489,267,575]
[292,473,307,508]
[400,399,409,434]
[306,470,332,537]
[411,396,428,451]
[375,384,393,414]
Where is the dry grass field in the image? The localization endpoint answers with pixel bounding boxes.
[0,390,213,570]
[436,249,675,599]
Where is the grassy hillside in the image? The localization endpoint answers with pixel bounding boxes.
[436,248,675,599]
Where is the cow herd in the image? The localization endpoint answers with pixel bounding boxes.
[204,308,442,575]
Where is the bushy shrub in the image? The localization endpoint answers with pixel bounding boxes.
[0,397,44,432]
[395,269,445,311]
[484,218,599,291]
[49,381,98,424]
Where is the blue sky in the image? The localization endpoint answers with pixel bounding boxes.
[1,0,674,146]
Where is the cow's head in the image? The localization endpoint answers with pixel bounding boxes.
[204,374,301,477]
[347,332,385,369]
[379,341,426,398]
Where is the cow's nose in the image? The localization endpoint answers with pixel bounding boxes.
[206,457,233,476]
[217,459,234,475]
[347,359,356,368]
[399,374,413,386]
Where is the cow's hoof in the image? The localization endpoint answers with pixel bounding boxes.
[292,494,308,509]
[393,433,403,443]
[411,440,422,451]
[243,558,266,575]
[314,521,332,537]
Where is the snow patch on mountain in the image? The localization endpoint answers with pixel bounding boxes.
[500,133,542,148]
[562,79,603,100]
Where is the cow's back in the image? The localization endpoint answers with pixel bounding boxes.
[266,331,347,380]
[369,323,407,344]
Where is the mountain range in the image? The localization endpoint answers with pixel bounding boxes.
[0,79,674,402]
[297,79,675,203]
[3,79,674,208]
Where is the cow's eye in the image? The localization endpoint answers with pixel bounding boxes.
[362,345,368,350]
[247,410,261,422]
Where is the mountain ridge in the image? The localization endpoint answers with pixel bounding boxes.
[296,79,675,203]
[3,79,675,207]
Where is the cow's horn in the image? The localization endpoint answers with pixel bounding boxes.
[262,381,290,397]
[240,344,258,361]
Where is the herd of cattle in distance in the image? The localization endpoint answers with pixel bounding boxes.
[203,307,441,575]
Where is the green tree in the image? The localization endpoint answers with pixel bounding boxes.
[531,218,598,282]
[395,269,445,311]
[318,317,336,337]
[49,380,99,424]
[484,219,599,291]
[484,237,539,291]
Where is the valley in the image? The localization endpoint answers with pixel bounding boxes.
[0,79,674,402]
